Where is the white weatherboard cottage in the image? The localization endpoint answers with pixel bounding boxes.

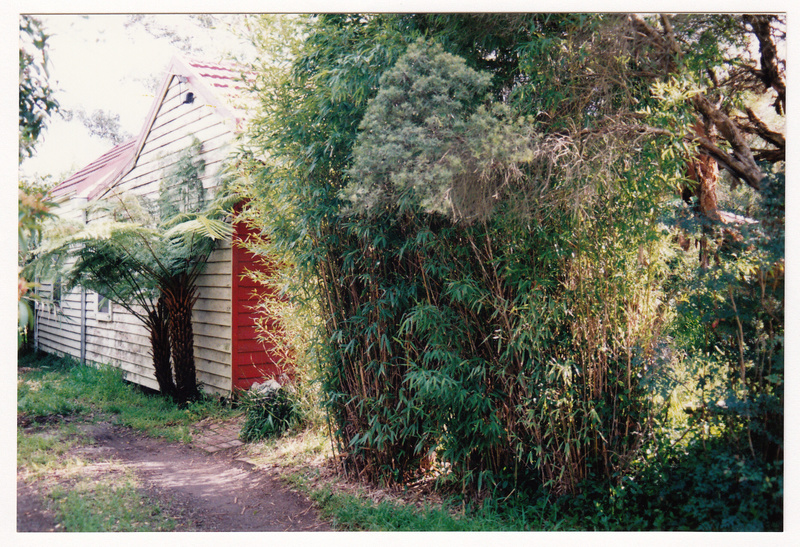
[35,56,283,396]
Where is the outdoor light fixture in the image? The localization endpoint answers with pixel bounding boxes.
[175,74,193,104]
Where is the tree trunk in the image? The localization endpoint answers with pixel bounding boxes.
[686,119,721,269]
[164,275,200,403]
[147,295,176,399]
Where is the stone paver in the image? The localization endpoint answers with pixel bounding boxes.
[191,415,246,453]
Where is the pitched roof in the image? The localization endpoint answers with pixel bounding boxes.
[52,56,254,201]
[50,139,138,200]
[184,58,255,125]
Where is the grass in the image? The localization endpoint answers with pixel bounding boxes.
[18,351,237,442]
[17,425,87,477]
[238,427,332,469]
[17,351,238,532]
[17,425,181,532]
[299,482,491,531]
[48,470,178,532]
[290,473,586,531]
[240,428,575,531]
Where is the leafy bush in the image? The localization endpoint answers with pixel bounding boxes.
[608,440,783,531]
[240,13,784,514]
[652,447,782,531]
[239,386,302,442]
[243,19,673,494]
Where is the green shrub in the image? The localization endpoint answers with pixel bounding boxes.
[239,387,302,442]
[241,16,674,495]
[622,440,782,531]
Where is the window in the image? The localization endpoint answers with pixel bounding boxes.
[96,292,112,321]
[52,276,62,303]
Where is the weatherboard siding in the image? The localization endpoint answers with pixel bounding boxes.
[230,220,286,391]
[91,72,238,395]
[82,294,157,390]
[35,287,90,363]
[192,241,233,394]
[114,80,233,201]
[36,57,269,397]
[34,199,86,361]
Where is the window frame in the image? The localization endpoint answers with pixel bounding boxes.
[52,275,63,304]
[95,292,113,322]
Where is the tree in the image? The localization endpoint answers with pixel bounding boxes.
[60,108,133,145]
[242,13,783,525]
[344,39,535,221]
[18,189,56,349]
[19,15,59,349]
[19,15,59,162]
[244,12,666,492]
[29,140,236,402]
[37,212,177,397]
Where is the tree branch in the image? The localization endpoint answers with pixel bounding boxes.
[692,134,761,191]
[629,14,676,73]
[744,107,785,149]
[629,14,665,48]
[743,14,786,115]
[659,14,682,59]
[692,93,764,191]
[578,118,768,191]
[629,14,772,192]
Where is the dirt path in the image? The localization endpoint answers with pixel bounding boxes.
[17,423,331,532]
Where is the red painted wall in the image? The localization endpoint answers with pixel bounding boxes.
[230,218,288,392]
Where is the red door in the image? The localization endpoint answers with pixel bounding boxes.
[230,218,287,392]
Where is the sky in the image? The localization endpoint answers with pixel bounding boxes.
[18,14,256,182]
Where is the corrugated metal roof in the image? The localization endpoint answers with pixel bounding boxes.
[51,139,138,199]
[185,58,256,129]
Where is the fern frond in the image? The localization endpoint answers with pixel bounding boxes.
[165,216,234,241]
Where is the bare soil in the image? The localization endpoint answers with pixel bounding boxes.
[17,422,331,532]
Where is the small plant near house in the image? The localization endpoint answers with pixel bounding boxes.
[238,382,303,442]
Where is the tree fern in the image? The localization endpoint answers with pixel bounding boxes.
[30,138,240,402]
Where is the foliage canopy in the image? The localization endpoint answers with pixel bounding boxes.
[239,13,784,529]
[19,15,59,163]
